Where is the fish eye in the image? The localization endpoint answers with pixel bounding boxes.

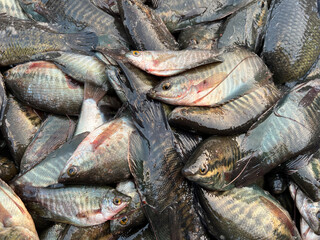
[120,216,128,225]
[199,164,208,175]
[316,211,320,221]
[67,166,77,177]
[113,198,122,205]
[132,51,140,56]
[162,83,171,91]
[3,71,9,78]
[261,1,265,8]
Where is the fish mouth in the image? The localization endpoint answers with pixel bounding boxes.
[147,89,157,98]
[181,166,197,178]
[58,172,70,183]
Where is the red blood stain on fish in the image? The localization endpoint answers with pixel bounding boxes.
[91,121,120,150]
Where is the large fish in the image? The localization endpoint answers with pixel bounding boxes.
[149,47,272,106]
[4,61,84,116]
[0,14,97,66]
[197,185,301,239]
[262,0,320,83]
[0,178,39,239]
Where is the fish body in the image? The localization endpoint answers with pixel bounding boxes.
[0,73,7,125]
[197,185,301,239]
[4,61,84,115]
[125,49,223,76]
[301,218,320,240]
[169,82,280,135]
[0,0,28,19]
[262,0,320,83]
[149,47,272,107]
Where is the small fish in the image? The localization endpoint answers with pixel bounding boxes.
[169,82,280,135]
[197,185,301,239]
[289,183,320,235]
[4,61,84,116]
[59,116,134,185]
[0,178,39,239]
[0,14,97,66]
[149,47,272,106]
[20,115,76,172]
[19,185,131,227]
[125,49,223,76]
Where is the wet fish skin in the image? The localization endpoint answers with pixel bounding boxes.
[0,178,39,239]
[169,82,280,135]
[0,73,7,125]
[20,185,131,227]
[290,183,320,235]
[118,0,179,50]
[59,116,134,185]
[262,0,320,83]
[149,47,272,107]
[182,135,244,191]
[125,49,223,76]
[1,96,41,165]
[197,185,301,239]
[17,0,49,22]
[4,61,84,116]
[20,115,75,173]
[0,0,28,19]
[10,132,88,189]
[301,218,320,240]
[0,14,97,66]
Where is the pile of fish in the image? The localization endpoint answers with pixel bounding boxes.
[1,0,320,239]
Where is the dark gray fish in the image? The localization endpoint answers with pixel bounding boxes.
[0,73,7,126]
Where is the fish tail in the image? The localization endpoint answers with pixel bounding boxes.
[64,31,98,54]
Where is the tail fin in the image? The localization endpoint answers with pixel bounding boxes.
[64,31,98,54]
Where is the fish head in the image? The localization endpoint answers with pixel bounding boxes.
[110,214,132,233]
[101,190,131,221]
[125,51,153,71]
[290,183,320,234]
[148,77,189,105]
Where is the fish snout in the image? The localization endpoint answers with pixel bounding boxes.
[147,89,157,98]
[182,165,197,177]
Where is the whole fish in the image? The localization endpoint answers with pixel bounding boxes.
[4,61,84,116]
[197,185,301,239]
[20,115,76,172]
[2,96,41,164]
[289,183,320,235]
[262,0,320,83]
[0,178,39,240]
[155,0,255,32]
[118,0,179,50]
[0,155,18,182]
[20,185,131,227]
[149,47,272,106]
[0,0,28,19]
[169,82,280,135]
[182,134,244,191]
[59,116,134,185]
[125,49,223,76]
[0,73,7,125]
[301,218,320,240]
[0,14,97,66]
[11,132,88,189]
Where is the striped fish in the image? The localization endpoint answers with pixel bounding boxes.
[149,47,272,106]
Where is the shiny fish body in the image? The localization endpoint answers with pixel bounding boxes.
[0,0,28,19]
[20,185,131,227]
[0,178,39,240]
[262,0,320,83]
[11,132,88,189]
[1,96,41,164]
[0,155,18,182]
[0,14,97,66]
[197,185,301,239]
[301,218,320,240]
[58,116,134,184]
[169,82,281,135]
[118,0,178,51]
[228,79,320,187]
[4,61,84,115]
[125,49,223,76]
[0,73,7,125]
[149,47,272,106]
[20,115,75,173]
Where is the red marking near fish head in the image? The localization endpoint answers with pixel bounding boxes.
[25,61,56,74]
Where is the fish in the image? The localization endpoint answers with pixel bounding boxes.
[11,132,89,189]
[266,173,288,195]
[182,134,245,191]
[4,61,84,116]
[0,178,39,239]
[20,115,76,172]
[197,184,301,239]
[301,218,320,240]
[58,116,134,185]
[0,155,18,182]
[17,0,49,22]
[0,73,7,125]
[217,0,268,53]
[125,49,223,76]
[148,47,272,107]
[19,185,131,227]
[262,0,320,83]
[0,0,28,19]
[169,82,281,135]
[0,14,97,66]
[1,96,41,164]
[118,0,179,50]
[289,183,320,235]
